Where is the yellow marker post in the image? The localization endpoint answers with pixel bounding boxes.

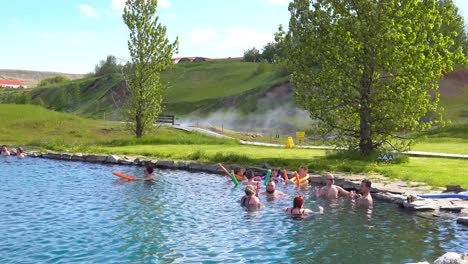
[286,136,295,148]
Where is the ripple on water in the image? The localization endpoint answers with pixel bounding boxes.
[0,158,466,263]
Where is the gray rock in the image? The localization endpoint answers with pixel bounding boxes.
[175,161,188,170]
[155,160,175,169]
[434,252,467,264]
[457,217,468,226]
[60,153,72,160]
[84,154,107,163]
[188,162,203,172]
[342,181,357,190]
[71,153,84,161]
[197,164,219,174]
[43,152,61,159]
[119,159,133,165]
[105,155,120,164]
[309,176,322,184]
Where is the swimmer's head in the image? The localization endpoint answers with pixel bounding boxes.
[271,169,278,178]
[299,166,308,176]
[145,166,154,175]
[234,166,244,175]
[245,185,256,196]
[266,181,276,193]
[325,173,334,185]
[17,147,24,153]
[293,195,305,209]
[361,179,372,192]
[245,170,255,180]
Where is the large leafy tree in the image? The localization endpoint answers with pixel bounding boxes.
[123,0,178,137]
[279,0,466,154]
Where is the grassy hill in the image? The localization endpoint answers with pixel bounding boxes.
[0,69,86,88]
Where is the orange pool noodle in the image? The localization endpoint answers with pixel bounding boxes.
[294,171,300,185]
[112,171,135,180]
[282,169,289,181]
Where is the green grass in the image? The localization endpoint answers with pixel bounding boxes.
[163,60,287,103]
[411,123,468,154]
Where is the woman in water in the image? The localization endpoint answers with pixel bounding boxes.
[1,145,10,156]
[240,185,261,211]
[283,195,323,217]
[16,147,25,158]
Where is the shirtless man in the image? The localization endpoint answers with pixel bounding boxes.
[351,179,373,208]
[260,181,285,197]
[132,166,154,181]
[315,173,350,199]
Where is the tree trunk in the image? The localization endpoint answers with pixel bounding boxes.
[135,113,143,138]
[359,109,373,154]
[359,64,374,155]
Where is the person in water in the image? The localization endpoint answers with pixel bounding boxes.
[233,166,245,181]
[350,179,374,208]
[283,195,323,216]
[260,181,285,197]
[240,185,261,210]
[287,165,309,184]
[1,145,10,156]
[315,173,351,199]
[268,168,284,183]
[243,170,259,186]
[16,147,25,158]
[132,166,154,181]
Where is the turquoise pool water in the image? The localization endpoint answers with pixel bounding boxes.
[1,157,466,263]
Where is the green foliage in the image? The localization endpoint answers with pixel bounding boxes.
[94,55,125,76]
[243,47,262,62]
[280,0,467,154]
[123,0,179,137]
[32,97,45,107]
[437,0,468,55]
[14,92,31,104]
[262,41,283,63]
[37,76,70,87]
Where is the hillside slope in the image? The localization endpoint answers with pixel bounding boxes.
[0,69,86,88]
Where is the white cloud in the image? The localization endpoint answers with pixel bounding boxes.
[158,0,171,8]
[215,28,274,53]
[111,0,171,10]
[191,28,217,44]
[111,0,125,10]
[264,0,290,5]
[79,4,97,17]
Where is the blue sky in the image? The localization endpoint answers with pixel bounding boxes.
[0,0,467,74]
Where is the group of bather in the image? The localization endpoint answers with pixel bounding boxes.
[1,145,25,158]
[236,165,374,217]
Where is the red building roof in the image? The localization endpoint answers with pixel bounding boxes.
[0,79,27,86]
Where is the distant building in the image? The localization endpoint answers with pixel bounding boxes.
[0,79,28,88]
[170,57,210,64]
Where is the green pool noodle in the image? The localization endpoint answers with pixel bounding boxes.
[263,169,272,186]
[230,171,239,186]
